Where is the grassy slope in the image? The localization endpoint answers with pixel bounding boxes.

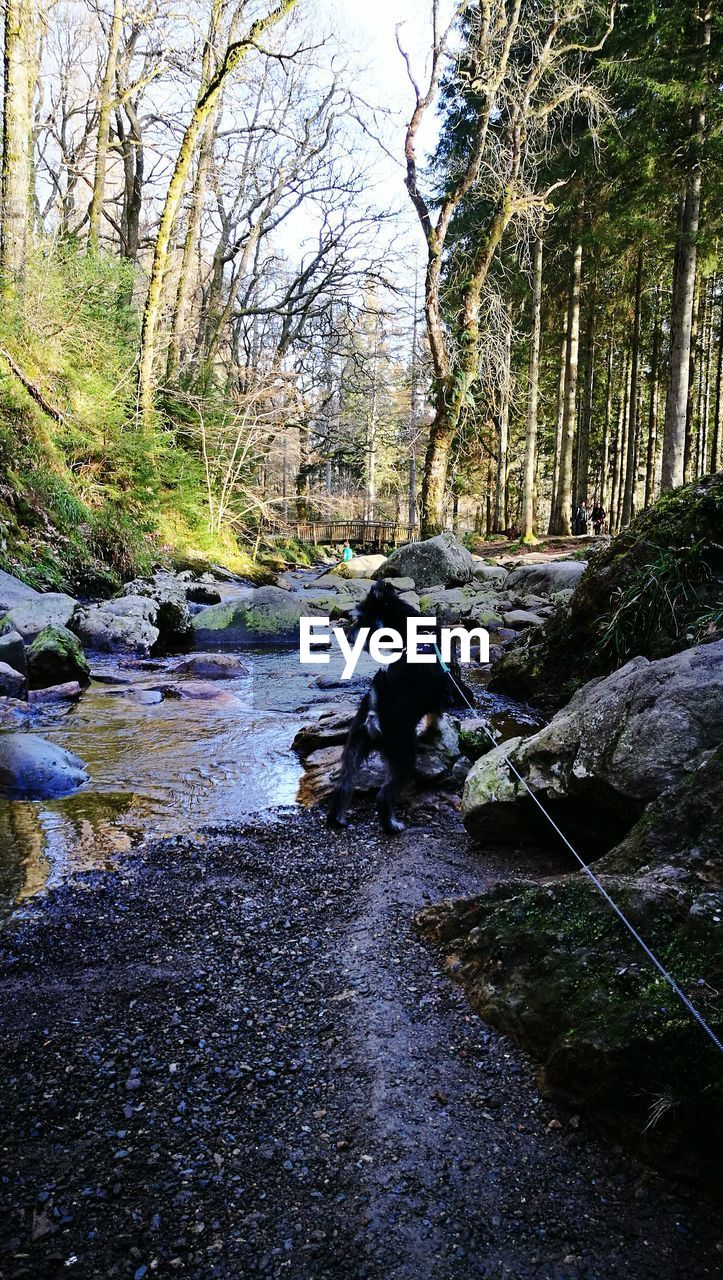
[0,244,300,594]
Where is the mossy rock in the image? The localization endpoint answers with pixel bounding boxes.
[0,592,78,643]
[374,533,473,590]
[27,624,90,690]
[418,747,723,1157]
[190,585,303,647]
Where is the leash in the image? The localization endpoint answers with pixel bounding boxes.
[433,641,723,1057]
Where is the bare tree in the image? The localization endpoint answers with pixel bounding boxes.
[88,0,123,246]
[136,0,299,421]
[1,0,36,285]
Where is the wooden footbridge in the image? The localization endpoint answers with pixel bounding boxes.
[292,521,416,550]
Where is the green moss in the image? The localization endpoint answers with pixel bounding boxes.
[421,748,723,1149]
[27,623,90,688]
[191,602,236,632]
[0,242,318,593]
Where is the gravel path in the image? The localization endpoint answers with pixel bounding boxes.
[1,805,721,1279]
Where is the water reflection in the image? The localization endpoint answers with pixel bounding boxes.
[0,804,49,906]
[0,648,317,918]
[0,633,543,919]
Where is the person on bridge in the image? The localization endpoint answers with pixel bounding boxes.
[341,540,354,563]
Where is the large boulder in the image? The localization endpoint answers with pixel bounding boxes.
[373,533,474,590]
[463,640,723,847]
[119,572,192,640]
[175,653,249,680]
[26,624,90,690]
[505,560,585,597]
[306,576,374,598]
[28,682,82,704]
[0,662,26,700]
[0,592,78,643]
[0,732,88,798]
[502,608,547,630]
[142,679,240,706]
[418,584,504,630]
[471,559,509,586]
[185,583,222,606]
[417,747,723,1151]
[72,595,160,655]
[0,630,27,678]
[0,569,41,614]
[335,554,388,579]
[191,586,303,647]
[300,589,356,620]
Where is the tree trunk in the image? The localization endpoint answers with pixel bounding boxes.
[683,275,702,481]
[485,451,493,536]
[493,309,512,533]
[621,249,643,527]
[610,350,630,534]
[408,273,419,528]
[575,269,596,510]
[166,11,221,382]
[615,351,631,532]
[609,389,619,529]
[599,333,613,510]
[88,0,123,249]
[166,115,216,381]
[521,233,543,543]
[365,325,379,522]
[645,287,661,508]
[547,325,568,534]
[420,194,515,537]
[549,241,582,536]
[115,101,144,262]
[137,0,298,422]
[661,7,709,490]
[1,0,33,287]
[282,432,289,521]
[697,278,713,475]
[711,290,723,473]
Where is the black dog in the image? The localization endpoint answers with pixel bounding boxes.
[327,580,472,834]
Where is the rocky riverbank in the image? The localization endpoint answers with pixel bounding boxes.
[2,807,722,1280]
[1,515,722,1276]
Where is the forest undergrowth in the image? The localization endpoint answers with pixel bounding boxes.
[0,243,285,593]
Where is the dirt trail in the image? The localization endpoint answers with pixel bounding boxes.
[0,805,721,1280]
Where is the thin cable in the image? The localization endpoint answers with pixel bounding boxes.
[435,644,723,1057]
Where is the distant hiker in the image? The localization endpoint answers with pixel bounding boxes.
[573,503,589,536]
[341,541,354,563]
[591,500,606,535]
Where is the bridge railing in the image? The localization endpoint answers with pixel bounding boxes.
[292,521,416,548]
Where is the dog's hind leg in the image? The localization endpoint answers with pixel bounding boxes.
[363,683,382,741]
[327,698,374,828]
[377,728,416,835]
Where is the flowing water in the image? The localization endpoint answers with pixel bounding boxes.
[0,575,543,917]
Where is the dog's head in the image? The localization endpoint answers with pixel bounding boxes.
[348,579,404,643]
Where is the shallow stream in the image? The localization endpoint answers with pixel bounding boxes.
[0,572,542,916]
